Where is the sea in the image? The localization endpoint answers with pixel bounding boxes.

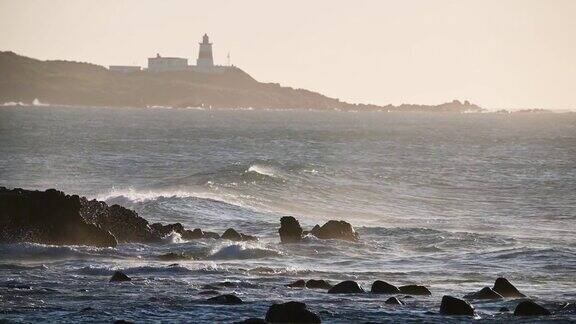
[0,105,575,323]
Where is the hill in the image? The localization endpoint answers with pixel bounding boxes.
[0,51,483,112]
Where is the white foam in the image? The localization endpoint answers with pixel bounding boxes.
[208,242,281,260]
[246,164,284,178]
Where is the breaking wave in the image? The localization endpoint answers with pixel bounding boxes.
[208,243,282,260]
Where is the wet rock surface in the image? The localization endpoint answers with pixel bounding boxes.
[371,280,400,294]
[398,285,431,296]
[514,300,551,316]
[328,281,364,294]
[493,277,526,298]
[439,295,475,316]
[265,301,321,323]
[464,287,503,300]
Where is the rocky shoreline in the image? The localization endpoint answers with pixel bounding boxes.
[0,187,567,322]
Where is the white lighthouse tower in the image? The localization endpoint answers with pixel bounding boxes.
[197,34,214,67]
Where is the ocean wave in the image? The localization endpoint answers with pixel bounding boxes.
[208,243,282,260]
[77,264,194,276]
[0,243,116,260]
[246,164,285,179]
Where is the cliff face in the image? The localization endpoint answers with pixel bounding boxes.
[0,51,483,112]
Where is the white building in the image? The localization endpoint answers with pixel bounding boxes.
[110,34,230,74]
[147,54,188,72]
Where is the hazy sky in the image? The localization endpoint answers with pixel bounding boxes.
[1,0,575,110]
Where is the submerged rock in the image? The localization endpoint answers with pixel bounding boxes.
[157,252,192,261]
[203,231,221,239]
[371,280,400,294]
[398,285,431,296]
[328,281,364,294]
[181,228,204,240]
[493,278,526,298]
[208,294,243,305]
[287,279,306,288]
[385,297,404,305]
[279,216,303,243]
[265,301,321,323]
[310,220,359,242]
[464,287,503,300]
[306,279,332,290]
[514,300,551,316]
[440,295,475,316]
[234,318,267,324]
[109,271,131,282]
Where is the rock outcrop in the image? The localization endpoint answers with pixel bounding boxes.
[327,281,364,294]
[440,296,475,316]
[371,280,400,294]
[398,285,431,296]
[279,216,304,243]
[278,217,360,243]
[0,187,257,247]
[514,300,551,316]
[265,301,321,323]
[493,278,526,298]
[464,287,503,300]
[310,220,359,242]
[0,187,118,247]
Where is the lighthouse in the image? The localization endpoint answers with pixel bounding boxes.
[197,34,214,67]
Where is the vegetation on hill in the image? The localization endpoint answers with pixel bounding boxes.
[0,51,483,112]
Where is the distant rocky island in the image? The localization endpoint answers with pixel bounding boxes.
[0,51,484,112]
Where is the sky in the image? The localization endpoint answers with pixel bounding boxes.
[1,0,575,110]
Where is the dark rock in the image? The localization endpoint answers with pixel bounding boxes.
[157,252,192,261]
[514,300,551,316]
[279,216,303,243]
[500,307,510,312]
[208,294,243,305]
[306,279,332,290]
[114,321,134,324]
[150,222,185,238]
[0,187,118,247]
[198,290,219,295]
[287,279,306,288]
[493,278,526,298]
[221,228,258,241]
[371,280,400,294]
[310,220,359,242]
[181,228,204,240]
[398,285,431,296]
[109,271,131,282]
[234,318,267,324]
[385,297,404,305]
[403,296,413,299]
[464,287,503,300]
[265,301,321,323]
[222,228,243,241]
[202,231,220,239]
[327,281,364,294]
[240,233,258,241]
[80,198,159,243]
[440,295,475,316]
[201,284,221,290]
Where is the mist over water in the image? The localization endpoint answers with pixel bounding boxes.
[1,106,575,322]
